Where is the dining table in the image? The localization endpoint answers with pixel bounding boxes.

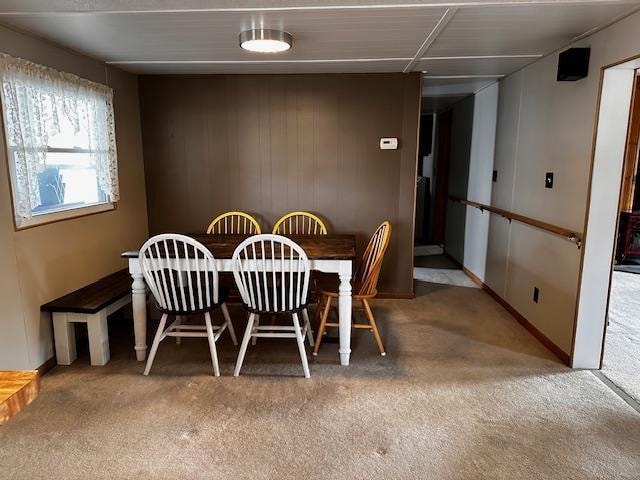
[122,233,357,366]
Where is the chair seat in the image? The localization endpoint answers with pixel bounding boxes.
[157,285,230,315]
[314,273,372,299]
[241,289,310,315]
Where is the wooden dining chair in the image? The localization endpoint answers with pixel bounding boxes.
[312,221,391,356]
[139,234,238,376]
[272,211,328,235]
[231,234,314,378]
[207,211,261,235]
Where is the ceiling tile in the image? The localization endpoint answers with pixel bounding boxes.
[428,3,637,56]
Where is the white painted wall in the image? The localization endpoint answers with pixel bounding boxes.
[463,84,498,281]
[574,68,635,368]
[443,84,498,280]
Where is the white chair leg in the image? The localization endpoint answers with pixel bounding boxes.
[302,308,314,347]
[53,312,77,365]
[292,313,311,378]
[175,315,183,345]
[144,313,168,376]
[252,314,260,346]
[221,303,237,346]
[204,312,220,377]
[234,313,256,377]
[87,311,110,366]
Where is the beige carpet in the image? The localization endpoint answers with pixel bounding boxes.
[604,271,640,402]
[1,282,639,479]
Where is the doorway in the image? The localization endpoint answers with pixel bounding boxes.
[575,59,640,405]
[603,70,640,403]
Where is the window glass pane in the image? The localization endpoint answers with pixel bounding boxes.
[30,152,106,215]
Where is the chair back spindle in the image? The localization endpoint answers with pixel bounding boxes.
[354,221,392,297]
[272,211,328,235]
[207,211,261,235]
[139,234,220,313]
[232,234,310,313]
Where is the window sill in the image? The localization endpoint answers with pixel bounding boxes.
[14,202,116,230]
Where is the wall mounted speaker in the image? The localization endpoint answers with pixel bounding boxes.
[557,48,591,81]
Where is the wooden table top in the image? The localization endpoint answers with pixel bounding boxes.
[122,234,357,260]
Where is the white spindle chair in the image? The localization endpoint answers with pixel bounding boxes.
[231,234,314,378]
[139,234,238,376]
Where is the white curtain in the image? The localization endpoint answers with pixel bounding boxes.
[0,53,119,218]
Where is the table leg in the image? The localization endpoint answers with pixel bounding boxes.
[131,272,148,361]
[338,269,352,366]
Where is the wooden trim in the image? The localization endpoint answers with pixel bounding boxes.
[408,74,424,299]
[618,73,640,212]
[449,196,582,246]
[36,356,57,376]
[480,282,571,365]
[14,202,117,231]
[461,266,484,288]
[375,292,414,299]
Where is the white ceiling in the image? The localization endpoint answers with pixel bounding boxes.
[0,0,638,102]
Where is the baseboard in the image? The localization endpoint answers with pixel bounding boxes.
[376,292,415,299]
[462,267,484,288]
[35,356,57,377]
[460,267,571,366]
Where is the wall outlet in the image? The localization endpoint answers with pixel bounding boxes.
[492,170,498,182]
[533,287,540,303]
[545,172,554,189]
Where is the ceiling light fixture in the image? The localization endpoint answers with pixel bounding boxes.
[239,29,292,53]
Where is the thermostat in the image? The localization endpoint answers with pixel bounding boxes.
[380,138,398,150]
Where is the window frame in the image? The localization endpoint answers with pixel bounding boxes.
[1,108,117,232]
[2,142,116,230]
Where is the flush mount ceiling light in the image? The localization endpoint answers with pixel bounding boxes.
[239,29,292,53]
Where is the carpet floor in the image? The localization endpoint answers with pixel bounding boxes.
[1,281,639,479]
[604,271,640,402]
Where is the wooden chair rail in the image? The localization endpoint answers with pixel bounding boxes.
[449,196,583,248]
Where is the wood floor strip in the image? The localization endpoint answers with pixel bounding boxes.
[0,371,40,425]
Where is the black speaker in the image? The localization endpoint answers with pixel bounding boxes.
[557,48,590,81]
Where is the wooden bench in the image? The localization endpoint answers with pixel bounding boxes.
[41,269,132,366]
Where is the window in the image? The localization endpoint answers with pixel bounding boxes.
[0,53,119,228]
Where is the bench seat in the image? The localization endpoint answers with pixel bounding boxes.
[42,269,132,366]
[42,269,131,314]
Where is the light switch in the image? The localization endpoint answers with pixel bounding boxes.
[545,172,554,189]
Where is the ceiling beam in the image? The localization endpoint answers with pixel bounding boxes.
[106,58,413,65]
[0,1,634,15]
[403,8,457,73]
[423,74,505,78]
[421,54,543,60]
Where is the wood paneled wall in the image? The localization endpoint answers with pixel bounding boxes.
[138,73,421,293]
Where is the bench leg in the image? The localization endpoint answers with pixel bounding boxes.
[87,311,110,366]
[53,313,77,365]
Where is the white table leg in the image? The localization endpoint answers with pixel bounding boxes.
[338,263,353,366]
[131,272,148,361]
